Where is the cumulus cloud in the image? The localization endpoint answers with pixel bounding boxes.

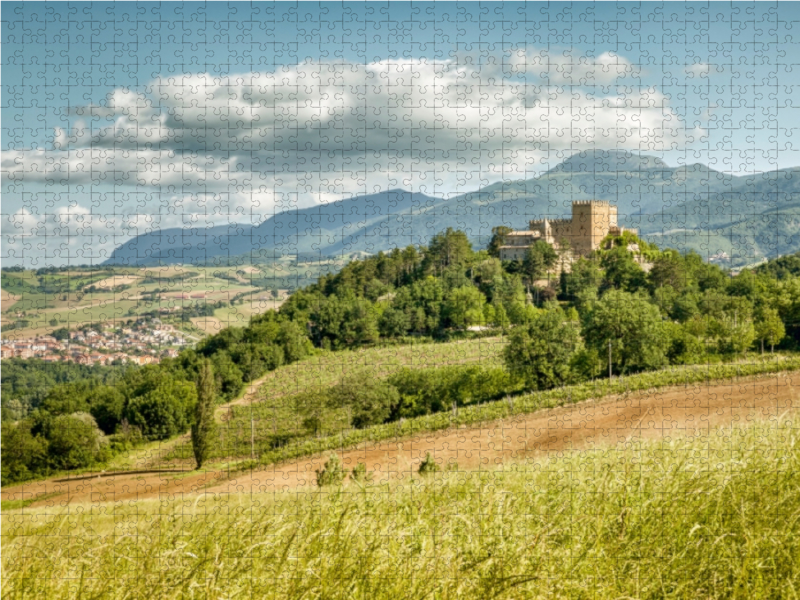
[2,49,702,263]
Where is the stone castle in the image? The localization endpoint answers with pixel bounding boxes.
[498,200,636,263]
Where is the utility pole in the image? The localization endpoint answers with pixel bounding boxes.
[251,416,255,461]
[608,341,613,380]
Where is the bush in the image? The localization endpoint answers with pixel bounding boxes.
[45,413,110,471]
[316,454,347,487]
[418,452,440,476]
[350,462,372,483]
[329,371,399,429]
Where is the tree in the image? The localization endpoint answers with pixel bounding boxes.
[1,420,48,484]
[755,307,786,353]
[581,290,669,374]
[329,371,399,429]
[191,360,217,470]
[522,241,558,286]
[503,306,581,390]
[443,285,486,329]
[425,228,473,274]
[600,246,647,292]
[45,413,109,471]
[316,453,346,487]
[123,371,197,440]
[561,256,603,300]
[487,226,513,258]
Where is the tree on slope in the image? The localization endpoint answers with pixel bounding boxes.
[581,289,669,374]
[503,305,580,390]
[755,306,785,353]
[191,359,217,470]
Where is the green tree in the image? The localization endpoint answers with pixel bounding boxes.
[425,228,473,274]
[522,240,558,286]
[503,306,581,390]
[316,453,346,487]
[755,307,785,353]
[443,285,486,329]
[1,420,48,484]
[45,413,109,471]
[329,371,399,429]
[123,370,197,440]
[560,257,603,300]
[600,246,647,292]
[487,226,513,258]
[191,360,217,470]
[582,290,669,374]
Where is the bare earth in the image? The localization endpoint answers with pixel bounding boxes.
[4,372,797,508]
[91,275,141,290]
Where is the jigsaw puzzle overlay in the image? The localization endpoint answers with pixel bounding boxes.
[3,2,800,598]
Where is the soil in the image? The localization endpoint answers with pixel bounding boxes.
[4,371,797,508]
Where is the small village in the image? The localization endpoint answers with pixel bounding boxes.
[0,317,193,366]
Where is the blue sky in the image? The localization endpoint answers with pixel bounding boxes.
[2,2,799,266]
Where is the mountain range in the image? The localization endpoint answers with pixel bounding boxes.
[106,150,800,268]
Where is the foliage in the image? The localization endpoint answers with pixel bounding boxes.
[418,452,440,476]
[315,454,346,487]
[191,360,217,469]
[1,359,128,422]
[503,306,581,390]
[123,369,197,440]
[328,371,399,429]
[581,290,669,373]
[350,462,372,483]
[522,240,558,283]
[43,413,110,471]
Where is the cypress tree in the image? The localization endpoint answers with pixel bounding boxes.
[191,359,217,470]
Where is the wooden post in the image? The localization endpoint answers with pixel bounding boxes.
[608,341,612,380]
[251,416,255,461]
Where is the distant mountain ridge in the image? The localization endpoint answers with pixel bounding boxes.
[105,150,800,267]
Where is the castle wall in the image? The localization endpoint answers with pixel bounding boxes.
[502,200,633,264]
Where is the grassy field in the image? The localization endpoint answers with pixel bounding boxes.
[3,415,798,598]
[161,337,508,464]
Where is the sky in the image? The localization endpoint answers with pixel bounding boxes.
[2,1,799,266]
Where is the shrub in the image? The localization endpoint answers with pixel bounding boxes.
[45,413,110,471]
[316,454,346,487]
[350,462,372,483]
[418,452,440,476]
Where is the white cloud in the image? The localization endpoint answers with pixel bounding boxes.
[2,50,702,263]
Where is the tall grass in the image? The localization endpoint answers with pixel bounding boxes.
[4,416,799,599]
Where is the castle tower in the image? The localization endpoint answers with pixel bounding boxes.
[570,200,614,255]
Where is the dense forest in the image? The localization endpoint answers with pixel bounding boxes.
[4,227,800,484]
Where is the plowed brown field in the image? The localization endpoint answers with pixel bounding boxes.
[4,371,797,508]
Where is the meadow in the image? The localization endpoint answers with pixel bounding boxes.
[3,414,798,599]
[161,337,508,464]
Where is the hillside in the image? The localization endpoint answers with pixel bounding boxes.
[104,150,800,267]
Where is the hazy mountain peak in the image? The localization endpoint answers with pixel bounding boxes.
[548,149,669,174]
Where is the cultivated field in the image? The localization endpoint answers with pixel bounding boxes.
[3,412,798,599]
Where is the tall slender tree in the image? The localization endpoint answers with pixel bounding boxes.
[191,359,217,470]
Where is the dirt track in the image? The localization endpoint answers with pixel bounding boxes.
[4,371,798,508]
